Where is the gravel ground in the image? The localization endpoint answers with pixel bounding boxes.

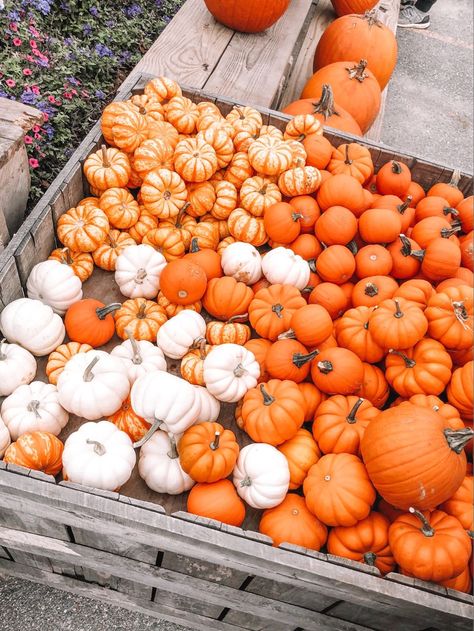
[0,1,472,630]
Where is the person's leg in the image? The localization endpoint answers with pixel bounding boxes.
[398,0,434,29]
[415,0,437,11]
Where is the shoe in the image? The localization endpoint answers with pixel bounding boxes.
[398,6,430,28]
[400,0,415,5]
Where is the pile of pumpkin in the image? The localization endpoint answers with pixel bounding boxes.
[0,75,472,593]
[283,6,398,136]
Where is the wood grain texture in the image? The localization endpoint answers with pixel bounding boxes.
[204,0,315,107]
[0,253,23,312]
[132,0,234,87]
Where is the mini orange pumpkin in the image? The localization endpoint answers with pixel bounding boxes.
[92,230,136,271]
[174,137,218,182]
[141,168,188,219]
[249,284,306,341]
[114,299,168,341]
[83,145,131,190]
[277,429,321,490]
[206,316,251,345]
[65,299,121,347]
[159,259,208,305]
[157,291,202,318]
[48,247,94,282]
[311,347,364,395]
[187,479,246,527]
[46,342,93,385]
[3,431,63,476]
[107,397,150,443]
[203,276,253,321]
[57,205,109,253]
[227,208,267,246]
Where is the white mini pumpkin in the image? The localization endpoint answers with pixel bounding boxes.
[0,339,37,396]
[26,259,83,315]
[203,343,259,403]
[221,242,262,285]
[193,385,221,422]
[233,443,290,509]
[115,244,166,299]
[0,298,65,356]
[156,311,206,359]
[0,414,11,458]
[62,420,136,491]
[110,332,167,385]
[131,371,200,438]
[1,381,69,441]
[262,247,310,290]
[57,350,130,420]
[138,430,194,495]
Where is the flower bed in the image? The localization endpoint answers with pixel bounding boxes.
[0,0,184,208]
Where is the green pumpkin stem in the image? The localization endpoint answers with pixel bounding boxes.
[391,161,403,175]
[260,384,275,406]
[210,431,221,451]
[388,349,416,368]
[96,303,121,320]
[397,196,412,215]
[409,507,435,537]
[444,427,474,454]
[86,439,106,456]
[133,418,163,449]
[293,350,319,368]
[346,398,365,424]
[363,551,377,566]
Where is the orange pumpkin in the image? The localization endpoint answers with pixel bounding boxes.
[203,276,253,321]
[142,227,186,261]
[225,151,254,189]
[280,304,333,348]
[114,299,168,341]
[259,494,328,550]
[315,206,358,246]
[141,168,188,219]
[144,76,182,103]
[240,176,282,217]
[248,284,306,341]
[266,339,318,383]
[157,291,202,318]
[311,347,364,395]
[128,208,159,244]
[298,382,327,422]
[159,259,207,306]
[263,201,303,244]
[187,480,246,527]
[393,279,435,310]
[317,173,366,215]
[315,245,356,285]
[57,205,109,253]
[427,170,464,208]
[107,397,150,443]
[277,429,321,490]
[174,137,218,182]
[83,145,131,190]
[368,297,428,350]
[327,142,374,184]
[309,282,349,319]
[206,317,251,345]
[179,421,239,483]
[46,342,93,385]
[48,247,94,282]
[133,138,174,178]
[180,343,213,386]
[248,135,293,176]
[358,363,389,409]
[210,180,238,219]
[387,235,422,280]
[289,195,321,233]
[227,208,267,246]
[111,109,148,153]
[165,96,199,133]
[92,230,136,271]
[447,361,473,422]
[244,338,272,383]
[335,306,385,363]
[377,160,411,198]
[65,299,121,347]
[425,285,472,350]
[439,474,473,530]
[358,208,402,244]
[3,431,63,476]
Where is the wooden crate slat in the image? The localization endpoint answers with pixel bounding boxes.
[325,600,425,631]
[132,0,234,87]
[0,253,23,312]
[204,0,315,108]
[220,610,292,631]
[13,206,56,286]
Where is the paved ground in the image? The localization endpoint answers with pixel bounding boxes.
[0,2,472,630]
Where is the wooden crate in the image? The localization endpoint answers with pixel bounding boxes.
[0,72,472,631]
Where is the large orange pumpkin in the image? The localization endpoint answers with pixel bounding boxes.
[204,0,290,33]
[259,494,328,550]
[187,480,246,527]
[360,402,472,510]
[330,0,378,17]
[314,12,397,90]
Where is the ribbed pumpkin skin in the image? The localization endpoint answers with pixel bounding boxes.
[440,474,473,530]
[331,0,378,16]
[360,403,468,510]
[314,13,397,89]
[204,0,290,33]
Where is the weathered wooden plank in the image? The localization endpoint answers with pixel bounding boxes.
[326,601,425,631]
[0,97,44,130]
[13,206,56,286]
[220,610,291,631]
[132,0,234,87]
[204,0,315,108]
[0,253,23,312]
[0,558,239,631]
[0,471,471,631]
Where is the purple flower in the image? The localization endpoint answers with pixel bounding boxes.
[120,51,132,62]
[105,19,115,27]
[66,76,80,85]
[95,43,113,57]
[155,0,163,6]
[83,24,92,35]
[21,0,52,15]
[0,88,8,98]
[21,90,38,105]
[89,6,99,16]
[8,11,21,21]
[95,89,106,100]
[63,37,74,46]
[124,4,142,18]
[60,1,70,10]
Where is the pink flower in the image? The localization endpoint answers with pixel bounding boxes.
[31,85,40,95]
[23,69,33,76]
[32,125,41,133]
[26,54,35,62]
[47,95,56,103]
[6,79,16,88]
[63,92,73,100]
[13,38,22,47]
[34,133,42,140]
[71,89,78,96]
[24,136,33,145]
[43,112,49,122]
[30,40,37,49]
[29,158,39,169]
[10,23,18,32]
[32,48,41,56]
[29,26,40,38]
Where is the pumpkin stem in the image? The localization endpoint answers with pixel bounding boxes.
[364,9,383,27]
[210,431,221,450]
[107,231,117,249]
[83,356,100,382]
[443,206,459,218]
[308,259,317,274]
[132,418,163,448]
[61,247,74,265]
[346,59,369,83]
[272,303,284,318]
[363,551,377,566]
[137,301,147,319]
[311,84,341,120]
[409,247,425,261]
[467,530,474,540]
[292,212,303,223]
[397,197,412,215]
[0,338,7,361]
[240,475,252,487]
[452,301,471,331]
[227,313,249,324]
[197,338,207,359]
[167,433,179,459]
[176,202,191,228]
[391,161,403,175]
[26,400,41,418]
[96,303,121,320]
[346,240,358,256]
[260,384,275,406]
[364,282,378,297]
[125,328,142,364]
[190,237,200,253]
[399,234,413,257]
[101,144,109,167]
[393,299,404,319]
[409,507,435,537]
[191,336,206,351]
[388,349,416,368]
[344,144,353,165]
[86,439,106,456]
[448,169,461,188]
[277,328,296,341]
[440,225,462,238]
[135,268,148,282]
[317,360,333,374]
[293,350,319,368]
[234,363,246,377]
[346,398,365,424]
[444,427,474,454]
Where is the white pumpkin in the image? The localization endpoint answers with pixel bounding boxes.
[0,414,11,458]
[156,311,206,359]
[0,339,37,396]
[0,298,65,356]
[1,381,69,441]
[110,332,167,385]
[262,247,310,290]
[26,259,83,315]
[233,443,290,509]
[221,242,262,285]
[115,244,166,299]
[131,371,200,437]
[203,343,259,403]
[138,430,194,495]
[57,350,130,420]
[193,385,221,422]
[62,420,136,491]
